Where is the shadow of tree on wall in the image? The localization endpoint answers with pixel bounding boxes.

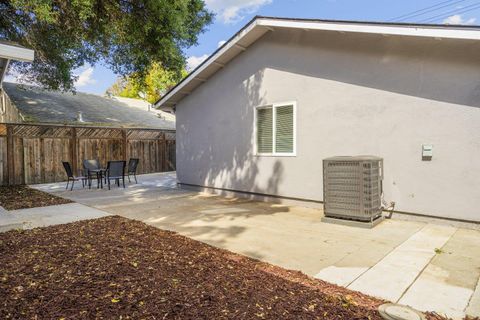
[177,63,290,202]
[177,27,480,211]
[168,58,295,258]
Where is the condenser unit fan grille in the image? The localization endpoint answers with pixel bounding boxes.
[323,156,383,222]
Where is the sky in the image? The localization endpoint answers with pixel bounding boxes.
[7,0,480,95]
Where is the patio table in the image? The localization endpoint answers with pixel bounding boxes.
[88,168,107,189]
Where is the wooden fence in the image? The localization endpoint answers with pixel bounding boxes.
[0,123,175,185]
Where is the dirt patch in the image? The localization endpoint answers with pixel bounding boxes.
[0,216,446,319]
[0,185,72,210]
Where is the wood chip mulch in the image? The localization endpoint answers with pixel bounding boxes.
[0,216,447,319]
[0,185,72,210]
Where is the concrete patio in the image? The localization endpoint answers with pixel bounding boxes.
[8,172,480,319]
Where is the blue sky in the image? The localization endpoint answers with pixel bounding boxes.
[16,0,480,95]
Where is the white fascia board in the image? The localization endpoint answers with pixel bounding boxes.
[257,18,480,40]
[156,20,262,108]
[0,43,35,62]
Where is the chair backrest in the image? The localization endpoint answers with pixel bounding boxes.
[83,159,100,171]
[107,160,126,178]
[128,158,139,172]
[62,161,74,178]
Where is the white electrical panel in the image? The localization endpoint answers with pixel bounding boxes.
[422,144,433,159]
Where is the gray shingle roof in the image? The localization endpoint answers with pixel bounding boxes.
[3,82,175,129]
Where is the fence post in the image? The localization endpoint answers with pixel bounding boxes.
[6,124,14,185]
[71,127,78,174]
[162,132,167,172]
[122,129,128,161]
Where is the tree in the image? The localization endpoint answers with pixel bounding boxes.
[0,0,213,91]
[107,62,187,104]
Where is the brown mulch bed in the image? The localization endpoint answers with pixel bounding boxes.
[0,185,72,210]
[0,216,446,319]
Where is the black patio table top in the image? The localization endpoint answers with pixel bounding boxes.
[87,168,107,189]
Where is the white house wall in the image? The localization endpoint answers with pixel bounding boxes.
[175,28,480,222]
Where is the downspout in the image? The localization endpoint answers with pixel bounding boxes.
[0,59,9,85]
[0,59,10,115]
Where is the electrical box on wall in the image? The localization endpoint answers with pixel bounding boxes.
[422,144,433,161]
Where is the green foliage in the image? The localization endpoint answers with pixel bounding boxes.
[0,0,213,91]
[107,62,187,104]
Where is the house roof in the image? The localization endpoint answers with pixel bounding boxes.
[111,96,176,122]
[3,82,175,129]
[154,16,480,109]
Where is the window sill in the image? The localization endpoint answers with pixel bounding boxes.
[255,153,297,157]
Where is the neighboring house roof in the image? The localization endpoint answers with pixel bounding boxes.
[3,82,175,129]
[0,41,34,87]
[154,16,480,109]
[111,96,176,122]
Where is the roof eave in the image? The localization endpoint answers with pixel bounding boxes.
[0,43,35,62]
[0,43,35,87]
[257,18,480,40]
[156,17,268,109]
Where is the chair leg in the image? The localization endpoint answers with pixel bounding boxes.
[71,179,74,191]
[128,173,131,183]
[108,178,111,190]
[122,176,125,188]
[134,173,137,184]
[66,178,69,190]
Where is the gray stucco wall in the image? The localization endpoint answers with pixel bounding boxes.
[176,28,480,222]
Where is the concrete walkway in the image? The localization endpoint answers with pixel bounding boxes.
[27,172,480,319]
[0,203,110,232]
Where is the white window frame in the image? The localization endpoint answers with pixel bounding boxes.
[254,101,297,157]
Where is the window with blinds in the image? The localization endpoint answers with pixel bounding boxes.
[255,102,295,156]
[256,107,273,153]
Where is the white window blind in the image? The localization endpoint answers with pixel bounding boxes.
[275,105,294,153]
[255,102,295,156]
[256,107,273,153]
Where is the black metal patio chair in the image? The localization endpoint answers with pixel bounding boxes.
[106,160,126,190]
[127,158,139,183]
[62,161,87,191]
[83,159,102,188]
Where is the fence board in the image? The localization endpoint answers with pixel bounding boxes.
[0,137,6,184]
[0,123,175,185]
[13,137,24,185]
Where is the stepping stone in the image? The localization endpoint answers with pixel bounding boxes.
[379,303,425,320]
